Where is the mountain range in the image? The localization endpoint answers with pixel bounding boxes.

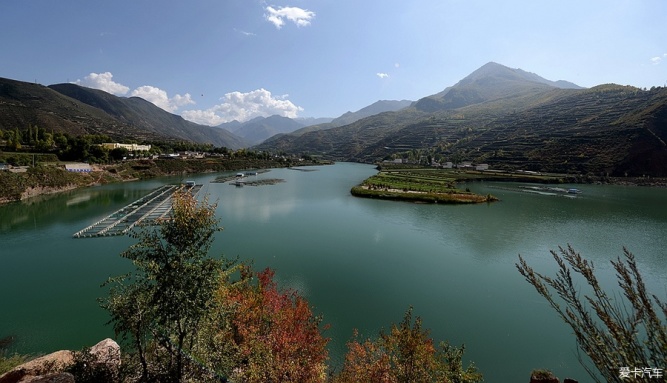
[2,62,666,176]
[0,78,247,148]
[0,77,411,149]
[257,62,667,177]
[216,99,413,145]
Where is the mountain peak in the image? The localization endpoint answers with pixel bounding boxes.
[460,62,582,89]
[414,62,582,112]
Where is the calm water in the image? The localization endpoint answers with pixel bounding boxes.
[1,163,665,382]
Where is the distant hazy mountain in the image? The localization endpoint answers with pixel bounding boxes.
[260,99,415,144]
[331,100,413,126]
[295,117,334,126]
[218,99,413,146]
[0,77,246,148]
[218,115,306,145]
[257,62,667,177]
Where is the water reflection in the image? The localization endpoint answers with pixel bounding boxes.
[0,187,153,233]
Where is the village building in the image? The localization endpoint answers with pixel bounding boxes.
[101,143,152,151]
[64,163,92,172]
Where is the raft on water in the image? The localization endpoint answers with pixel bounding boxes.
[72,184,202,238]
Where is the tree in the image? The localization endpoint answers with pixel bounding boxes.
[53,132,68,149]
[35,132,54,152]
[200,266,330,383]
[89,145,109,163]
[102,191,224,382]
[334,307,483,383]
[9,128,21,151]
[516,245,667,383]
[110,147,129,162]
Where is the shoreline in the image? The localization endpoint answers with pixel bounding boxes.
[2,161,665,206]
[350,185,497,204]
[0,158,330,206]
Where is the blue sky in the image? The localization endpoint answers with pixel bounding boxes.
[1,0,666,125]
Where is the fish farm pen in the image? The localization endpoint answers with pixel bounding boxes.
[72,183,202,238]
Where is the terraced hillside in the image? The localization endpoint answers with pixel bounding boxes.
[258,63,667,177]
[453,85,667,176]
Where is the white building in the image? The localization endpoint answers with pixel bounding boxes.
[65,163,92,172]
[101,143,152,151]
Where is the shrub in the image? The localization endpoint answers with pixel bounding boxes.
[334,307,483,383]
[201,266,330,383]
[517,245,667,383]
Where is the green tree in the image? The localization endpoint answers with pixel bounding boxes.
[35,132,54,152]
[9,128,22,151]
[102,191,224,382]
[88,145,109,163]
[334,307,483,383]
[53,132,68,149]
[109,147,129,162]
[516,245,667,383]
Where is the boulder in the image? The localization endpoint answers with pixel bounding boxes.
[0,350,73,383]
[529,369,559,383]
[21,373,75,383]
[88,338,121,369]
[0,338,120,383]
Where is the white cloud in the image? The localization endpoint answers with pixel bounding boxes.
[181,109,227,126]
[130,86,194,113]
[377,72,390,79]
[74,72,129,95]
[72,72,300,125]
[234,28,256,37]
[265,6,315,29]
[650,53,667,65]
[181,88,303,126]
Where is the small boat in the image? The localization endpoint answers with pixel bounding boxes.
[233,180,245,187]
[567,188,581,194]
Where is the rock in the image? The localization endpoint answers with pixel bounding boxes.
[530,369,559,383]
[21,373,75,383]
[563,379,578,383]
[0,350,74,383]
[88,338,121,369]
[0,339,121,383]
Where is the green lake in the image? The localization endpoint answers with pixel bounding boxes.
[1,162,665,382]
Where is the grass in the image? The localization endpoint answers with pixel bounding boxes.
[351,167,499,204]
[0,336,31,375]
[351,164,579,204]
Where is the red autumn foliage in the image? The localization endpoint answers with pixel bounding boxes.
[224,267,329,383]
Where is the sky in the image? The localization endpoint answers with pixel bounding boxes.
[1,0,666,126]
